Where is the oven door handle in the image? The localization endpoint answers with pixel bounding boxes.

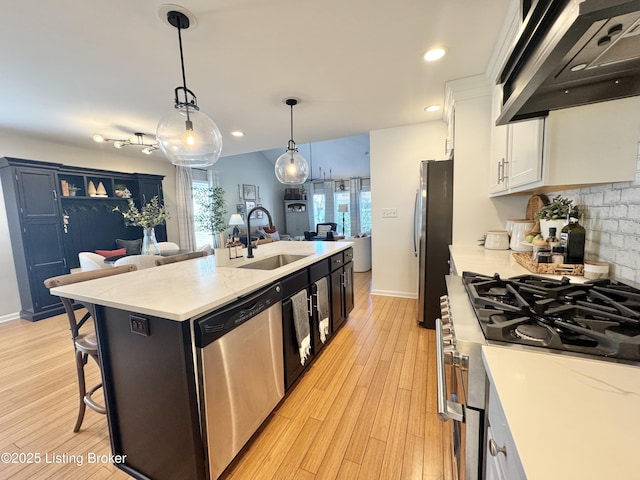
[436,318,464,422]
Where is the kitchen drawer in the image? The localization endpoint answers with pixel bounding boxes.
[309,259,329,283]
[330,252,344,271]
[487,383,526,480]
[343,247,353,263]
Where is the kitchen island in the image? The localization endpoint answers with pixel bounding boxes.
[50,241,354,480]
[448,244,640,479]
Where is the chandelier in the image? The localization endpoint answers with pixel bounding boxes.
[92,132,159,155]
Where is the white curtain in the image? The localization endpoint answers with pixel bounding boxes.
[175,166,197,251]
[349,177,362,236]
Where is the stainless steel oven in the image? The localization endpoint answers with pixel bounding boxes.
[435,277,488,480]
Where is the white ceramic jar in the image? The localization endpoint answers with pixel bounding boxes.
[485,230,510,250]
[510,221,536,251]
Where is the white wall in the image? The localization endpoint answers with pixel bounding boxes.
[211,151,287,234]
[451,90,529,246]
[370,121,448,298]
[0,129,177,320]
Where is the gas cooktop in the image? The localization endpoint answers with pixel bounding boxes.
[462,271,640,362]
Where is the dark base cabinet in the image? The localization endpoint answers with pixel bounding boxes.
[95,306,206,480]
[0,157,165,320]
[282,252,351,391]
[330,248,354,332]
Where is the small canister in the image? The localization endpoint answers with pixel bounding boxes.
[537,248,552,263]
[551,246,565,264]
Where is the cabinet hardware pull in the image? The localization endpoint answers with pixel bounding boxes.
[489,438,507,457]
[502,160,509,179]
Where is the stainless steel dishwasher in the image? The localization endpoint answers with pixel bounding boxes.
[195,282,284,480]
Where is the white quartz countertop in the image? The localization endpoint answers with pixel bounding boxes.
[51,241,352,321]
[482,345,640,480]
[449,245,587,282]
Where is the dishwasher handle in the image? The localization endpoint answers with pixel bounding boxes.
[195,282,282,348]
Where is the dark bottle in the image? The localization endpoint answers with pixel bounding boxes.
[560,217,585,264]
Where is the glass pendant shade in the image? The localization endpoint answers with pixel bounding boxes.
[275,147,309,184]
[156,106,223,168]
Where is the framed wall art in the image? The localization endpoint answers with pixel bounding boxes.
[243,184,256,200]
[245,201,256,218]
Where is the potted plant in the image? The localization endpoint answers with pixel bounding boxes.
[67,184,80,196]
[194,186,227,248]
[114,184,128,198]
[534,195,579,239]
[113,196,169,254]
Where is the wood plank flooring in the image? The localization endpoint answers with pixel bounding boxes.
[0,271,450,479]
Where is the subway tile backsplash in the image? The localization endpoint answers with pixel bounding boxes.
[557,143,640,283]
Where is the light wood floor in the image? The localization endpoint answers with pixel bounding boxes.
[0,271,451,479]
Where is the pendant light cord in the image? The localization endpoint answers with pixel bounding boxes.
[177,22,189,104]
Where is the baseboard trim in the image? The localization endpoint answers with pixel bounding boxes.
[370,289,417,299]
[0,312,20,323]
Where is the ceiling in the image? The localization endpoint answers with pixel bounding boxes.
[0,0,512,166]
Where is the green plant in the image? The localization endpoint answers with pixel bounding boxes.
[194,186,227,236]
[113,196,169,228]
[67,184,80,192]
[114,183,127,191]
[534,195,579,221]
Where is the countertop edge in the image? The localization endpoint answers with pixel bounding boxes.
[51,241,353,321]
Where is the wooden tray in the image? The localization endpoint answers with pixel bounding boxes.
[512,252,584,276]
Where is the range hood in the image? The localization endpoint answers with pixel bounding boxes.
[497,0,640,125]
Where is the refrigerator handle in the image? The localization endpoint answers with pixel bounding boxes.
[413,189,419,257]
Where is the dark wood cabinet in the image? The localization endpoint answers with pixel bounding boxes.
[330,247,354,332]
[281,269,312,390]
[0,157,165,320]
[0,162,67,320]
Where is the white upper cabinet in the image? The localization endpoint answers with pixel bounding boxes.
[489,85,544,194]
[488,1,640,196]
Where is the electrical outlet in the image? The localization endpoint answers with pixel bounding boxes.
[130,315,150,336]
[381,208,398,218]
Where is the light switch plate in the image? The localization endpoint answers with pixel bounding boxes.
[381,208,398,218]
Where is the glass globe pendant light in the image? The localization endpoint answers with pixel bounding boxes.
[275,98,309,184]
[156,10,222,168]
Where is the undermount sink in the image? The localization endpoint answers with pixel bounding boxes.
[237,254,310,270]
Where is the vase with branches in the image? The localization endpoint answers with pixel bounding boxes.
[113,196,169,254]
[194,186,227,248]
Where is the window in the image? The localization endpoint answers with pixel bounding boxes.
[360,191,371,234]
[309,178,371,238]
[192,181,213,249]
[312,193,325,227]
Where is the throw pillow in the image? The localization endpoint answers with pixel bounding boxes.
[115,238,142,255]
[95,248,127,258]
[264,226,277,234]
[265,230,280,241]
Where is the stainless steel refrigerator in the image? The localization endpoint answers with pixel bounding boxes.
[414,159,453,329]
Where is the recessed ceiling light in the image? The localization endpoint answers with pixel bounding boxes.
[424,48,446,62]
[424,105,441,112]
[230,131,245,137]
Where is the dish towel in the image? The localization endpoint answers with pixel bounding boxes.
[315,277,330,343]
[291,290,311,366]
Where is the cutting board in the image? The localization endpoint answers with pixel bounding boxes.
[525,194,549,233]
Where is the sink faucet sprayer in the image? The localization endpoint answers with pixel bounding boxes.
[246,206,274,258]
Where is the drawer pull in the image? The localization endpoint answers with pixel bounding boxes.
[489,438,507,457]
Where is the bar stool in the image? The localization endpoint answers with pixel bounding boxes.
[44,264,137,432]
